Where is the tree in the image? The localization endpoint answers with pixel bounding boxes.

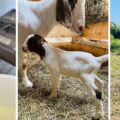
[111,22,120,39]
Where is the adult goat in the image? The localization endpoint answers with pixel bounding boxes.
[18,0,86,87]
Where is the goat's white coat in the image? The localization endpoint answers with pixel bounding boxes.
[18,0,57,67]
[72,0,86,33]
[41,43,107,119]
[23,34,108,119]
[19,0,57,36]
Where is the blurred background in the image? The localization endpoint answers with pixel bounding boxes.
[0,0,16,75]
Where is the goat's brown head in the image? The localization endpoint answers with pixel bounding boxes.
[56,0,86,35]
[22,34,46,60]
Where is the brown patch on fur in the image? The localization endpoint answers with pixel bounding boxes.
[95,89,102,100]
[68,0,77,10]
[34,34,46,44]
[22,63,26,70]
[27,34,46,60]
[56,0,71,24]
[75,57,87,64]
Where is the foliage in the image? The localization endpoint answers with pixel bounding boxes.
[111,22,120,54]
[111,22,120,39]
[111,39,120,54]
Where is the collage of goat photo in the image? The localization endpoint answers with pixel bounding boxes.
[0,0,120,120]
[18,0,108,120]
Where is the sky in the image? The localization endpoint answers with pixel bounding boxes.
[111,0,120,25]
[0,0,15,17]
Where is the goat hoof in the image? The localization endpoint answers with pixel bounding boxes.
[23,80,33,88]
[92,117,100,120]
[92,112,104,120]
[25,83,33,88]
[32,85,37,89]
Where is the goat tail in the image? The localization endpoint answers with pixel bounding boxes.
[96,54,108,64]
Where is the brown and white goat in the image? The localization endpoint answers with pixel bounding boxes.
[18,0,86,86]
[22,34,108,120]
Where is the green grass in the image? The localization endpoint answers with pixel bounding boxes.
[111,55,120,77]
[111,38,120,54]
[111,34,120,119]
[111,55,120,120]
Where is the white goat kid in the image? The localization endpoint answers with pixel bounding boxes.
[22,34,108,120]
[18,0,86,87]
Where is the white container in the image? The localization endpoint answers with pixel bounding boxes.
[0,74,16,120]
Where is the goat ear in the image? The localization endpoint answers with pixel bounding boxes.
[34,34,47,44]
[56,0,71,25]
[40,37,47,45]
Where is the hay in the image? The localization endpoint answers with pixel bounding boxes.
[18,1,109,119]
[86,0,108,24]
[18,54,108,120]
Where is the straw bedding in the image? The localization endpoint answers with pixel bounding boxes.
[18,0,109,119]
[18,53,108,120]
[86,0,108,24]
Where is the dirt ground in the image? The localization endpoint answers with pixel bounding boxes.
[18,54,108,120]
[111,55,120,120]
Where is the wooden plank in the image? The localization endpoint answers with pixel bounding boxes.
[83,22,108,40]
[46,36,108,56]
[50,42,108,56]
[46,22,108,56]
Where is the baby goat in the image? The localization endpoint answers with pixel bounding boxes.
[22,34,108,120]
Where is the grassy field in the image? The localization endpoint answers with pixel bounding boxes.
[111,55,120,120]
[111,36,120,54]
[111,35,120,119]
[18,54,108,120]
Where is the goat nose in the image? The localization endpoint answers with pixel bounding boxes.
[79,26,84,33]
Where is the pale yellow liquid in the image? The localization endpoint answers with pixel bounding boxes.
[0,75,16,120]
[0,105,15,120]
